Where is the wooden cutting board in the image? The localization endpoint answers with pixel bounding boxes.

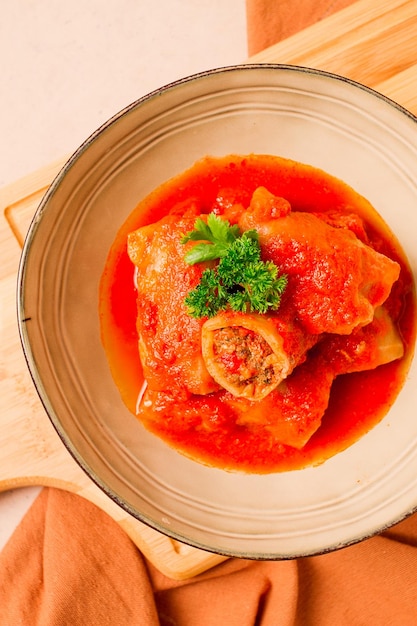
[1,0,417,580]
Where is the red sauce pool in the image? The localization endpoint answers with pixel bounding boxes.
[99,154,416,473]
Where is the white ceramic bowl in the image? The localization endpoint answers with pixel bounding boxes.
[18,65,417,558]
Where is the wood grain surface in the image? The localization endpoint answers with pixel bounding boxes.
[1,0,416,579]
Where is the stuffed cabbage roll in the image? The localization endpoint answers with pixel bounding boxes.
[201,310,318,400]
[220,306,404,449]
[128,186,402,403]
[239,187,401,335]
[127,215,219,396]
[319,305,404,375]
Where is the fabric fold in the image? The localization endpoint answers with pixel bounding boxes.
[3,488,417,624]
[0,489,159,626]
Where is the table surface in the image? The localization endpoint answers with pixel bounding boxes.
[0,0,247,551]
[2,0,417,562]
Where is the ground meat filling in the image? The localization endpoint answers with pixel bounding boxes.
[212,326,278,389]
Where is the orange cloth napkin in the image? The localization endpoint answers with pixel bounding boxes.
[3,2,417,624]
[2,487,417,625]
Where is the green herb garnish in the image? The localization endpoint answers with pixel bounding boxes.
[181,214,288,318]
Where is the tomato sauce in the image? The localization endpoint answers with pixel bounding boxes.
[99,154,416,473]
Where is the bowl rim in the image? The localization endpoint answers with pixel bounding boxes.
[16,63,417,560]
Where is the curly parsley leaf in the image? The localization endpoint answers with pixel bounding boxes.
[182,214,288,318]
[181,214,241,264]
[183,268,228,318]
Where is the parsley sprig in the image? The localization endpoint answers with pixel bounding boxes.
[181,214,287,318]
